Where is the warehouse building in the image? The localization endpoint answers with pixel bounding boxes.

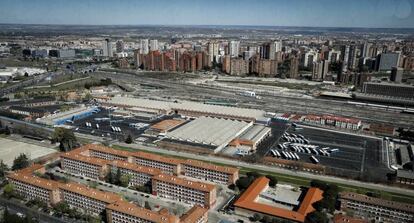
[339,192,414,223]
[181,159,239,185]
[147,119,187,135]
[234,177,323,223]
[133,151,182,175]
[108,160,161,187]
[106,200,179,223]
[36,106,100,125]
[152,174,217,208]
[228,124,272,154]
[101,96,266,122]
[162,116,253,154]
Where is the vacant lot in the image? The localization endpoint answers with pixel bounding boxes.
[0,138,57,166]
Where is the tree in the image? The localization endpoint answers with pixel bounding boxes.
[0,160,9,178]
[4,126,11,135]
[119,174,131,187]
[115,169,122,185]
[250,213,262,222]
[3,183,15,198]
[144,201,151,210]
[105,170,114,184]
[306,211,328,223]
[266,175,278,187]
[236,176,254,191]
[125,135,133,144]
[52,128,77,152]
[12,153,30,170]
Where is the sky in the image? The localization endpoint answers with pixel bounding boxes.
[0,0,413,28]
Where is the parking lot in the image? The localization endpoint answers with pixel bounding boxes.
[69,108,169,142]
[267,124,390,180]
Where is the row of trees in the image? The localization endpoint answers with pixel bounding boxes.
[231,171,278,191]
[51,128,78,152]
[105,169,130,187]
[1,208,37,223]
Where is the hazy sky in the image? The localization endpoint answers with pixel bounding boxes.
[0,0,413,28]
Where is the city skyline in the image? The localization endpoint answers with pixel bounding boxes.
[0,0,413,28]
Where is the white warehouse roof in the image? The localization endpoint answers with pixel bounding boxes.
[165,116,253,152]
[104,96,265,121]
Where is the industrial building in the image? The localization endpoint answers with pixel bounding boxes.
[228,124,272,154]
[36,106,100,125]
[162,116,253,153]
[152,174,217,208]
[354,82,414,105]
[339,192,414,223]
[100,96,266,122]
[234,177,323,223]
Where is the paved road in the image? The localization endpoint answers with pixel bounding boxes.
[114,142,414,197]
[0,197,68,223]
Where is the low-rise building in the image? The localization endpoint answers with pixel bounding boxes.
[82,144,133,162]
[152,174,216,208]
[61,151,110,180]
[59,182,122,216]
[133,151,182,175]
[7,172,61,205]
[234,177,323,223]
[179,205,208,223]
[106,200,179,223]
[396,169,414,185]
[339,192,414,223]
[108,160,161,187]
[181,159,239,185]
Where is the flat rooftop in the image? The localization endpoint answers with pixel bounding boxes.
[150,119,186,132]
[105,96,266,121]
[165,116,252,150]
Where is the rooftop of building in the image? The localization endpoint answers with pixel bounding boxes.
[61,149,110,167]
[182,159,238,175]
[333,214,368,223]
[133,151,182,165]
[106,200,179,223]
[9,106,47,113]
[59,182,122,204]
[234,177,323,223]
[153,174,216,193]
[237,124,271,143]
[179,205,208,223]
[339,192,414,213]
[7,172,60,191]
[109,160,161,175]
[397,169,414,180]
[83,144,133,158]
[105,96,266,120]
[150,119,186,132]
[165,116,252,148]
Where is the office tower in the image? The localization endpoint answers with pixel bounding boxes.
[228,40,240,58]
[140,39,149,54]
[376,53,400,71]
[390,67,403,83]
[260,43,271,59]
[243,51,255,60]
[207,42,220,63]
[102,38,113,57]
[150,40,158,51]
[115,40,124,53]
[134,50,141,69]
